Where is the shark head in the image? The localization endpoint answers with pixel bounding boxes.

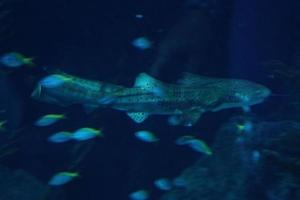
[213,80,271,112]
[232,80,271,106]
[225,80,271,108]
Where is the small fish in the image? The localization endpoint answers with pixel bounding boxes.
[34,114,66,127]
[72,128,102,141]
[132,37,152,50]
[175,135,195,145]
[0,52,34,68]
[48,131,73,143]
[154,178,172,191]
[0,120,7,132]
[135,14,144,19]
[187,139,212,155]
[251,150,261,163]
[172,177,188,188]
[129,190,149,200]
[134,130,159,143]
[236,121,253,133]
[39,74,72,89]
[48,172,79,186]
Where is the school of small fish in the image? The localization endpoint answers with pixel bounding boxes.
[0,51,235,200]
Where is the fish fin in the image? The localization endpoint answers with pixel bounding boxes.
[170,109,204,126]
[242,105,251,112]
[178,72,219,86]
[31,84,42,98]
[127,112,148,123]
[134,73,167,96]
[23,57,35,67]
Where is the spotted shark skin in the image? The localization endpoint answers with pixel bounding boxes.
[31,72,271,126]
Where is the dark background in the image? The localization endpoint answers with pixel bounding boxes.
[1,0,299,199]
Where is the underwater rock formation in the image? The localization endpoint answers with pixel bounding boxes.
[161,117,300,200]
[0,165,60,200]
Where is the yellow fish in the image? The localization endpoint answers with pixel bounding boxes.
[48,171,79,186]
[34,114,66,126]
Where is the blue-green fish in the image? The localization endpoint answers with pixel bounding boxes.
[129,190,149,200]
[0,52,34,68]
[132,37,152,50]
[175,135,195,145]
[236,121,253,133]
[48,172,79,186]
[72,127,102,141]
[34,114,66,126]
[48,131,73,143]
[134,130,159,143]
[187,139,212,155]
[175,135,212,155]
[154,178,172,191]
[40,74,73,89]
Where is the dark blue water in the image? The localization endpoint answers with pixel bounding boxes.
[0,0,299,200]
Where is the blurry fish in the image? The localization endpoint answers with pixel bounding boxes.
[0,120,7,132]
[72,128,102,141]
[134,130,159,143]
[154,178,172,191]
[236,121,253,133]
[172,176,188,188]
[132,37,152,50]
[187,139,212,155]
[0,52,34,68]
[135,14,144,19]
[39,74,73,89]
[34,114,66,127]
[48,131,73,143]
[48,171,79,186]
[251,150,261,163]
[175,135,195,145]
[129,190,149,200]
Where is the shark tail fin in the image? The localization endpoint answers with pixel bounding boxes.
[134,73,167,96]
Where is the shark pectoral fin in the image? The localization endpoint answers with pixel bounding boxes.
[127,112,149,123]
[168,109,204,127]
[182,110,204,126]
[134,73,167,96]
[242,105,251,113]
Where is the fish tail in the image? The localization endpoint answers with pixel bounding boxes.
[23,57,35,67]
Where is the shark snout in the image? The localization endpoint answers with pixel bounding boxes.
[258,87,271,99]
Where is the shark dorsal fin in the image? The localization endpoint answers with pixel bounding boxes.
[127,112,148,123]
[178,72,219,86]
[134,73,166,96]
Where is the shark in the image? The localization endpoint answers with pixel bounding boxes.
[31,72,271,126]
